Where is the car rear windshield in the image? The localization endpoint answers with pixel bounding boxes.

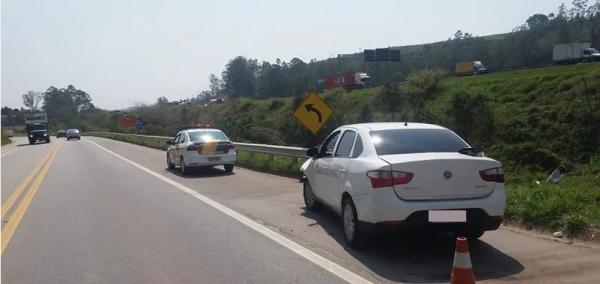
[370,129,468,155]
[188,130,228,142]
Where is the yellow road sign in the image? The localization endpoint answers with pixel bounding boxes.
[293,93,333,135]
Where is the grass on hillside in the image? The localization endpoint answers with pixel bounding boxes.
[506,155,600,236]
[236,151,305,177]
[1,135,12,146]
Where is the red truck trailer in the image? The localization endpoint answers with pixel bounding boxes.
[323,72,370,90]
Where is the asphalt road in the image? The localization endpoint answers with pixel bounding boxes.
[2,136,599,283]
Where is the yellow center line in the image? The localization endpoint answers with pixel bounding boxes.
[1,142,58,218]
[1,142,60,254]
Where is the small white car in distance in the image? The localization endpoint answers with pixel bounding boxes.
[166,126,236,174]
[300,123,506,247]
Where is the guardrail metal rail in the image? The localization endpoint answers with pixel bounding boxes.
[83,132,309,161]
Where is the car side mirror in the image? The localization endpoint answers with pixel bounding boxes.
[166,140,173,145]
[306,147,318,157]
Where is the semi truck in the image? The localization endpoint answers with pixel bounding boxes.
[455,61,487,76]
[552,42,600,63]
[25,112,50,145]
[323,72,370,90]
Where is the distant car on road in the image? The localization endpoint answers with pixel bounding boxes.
[300,123,505,248]
[56,130,67,138]
[66,129,80,140]
[166,126,236,174]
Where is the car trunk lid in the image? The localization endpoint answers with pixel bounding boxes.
[188,141,232,155]
[379,153,500,201]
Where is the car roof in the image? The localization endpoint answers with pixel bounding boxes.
[185,128,224,132]
[343,122,446,131]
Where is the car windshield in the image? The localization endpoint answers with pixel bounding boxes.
[370,129,468,155]
[188,130,228,142]
[27,124,47,131]
[67,129,79,133]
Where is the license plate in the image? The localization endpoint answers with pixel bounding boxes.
[207,157,221,162]
[428,210,466,223]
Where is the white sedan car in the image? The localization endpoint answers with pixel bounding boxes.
[166,127,236,174]
[300,123,505,247]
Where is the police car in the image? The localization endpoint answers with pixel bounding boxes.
[166,125,236,174]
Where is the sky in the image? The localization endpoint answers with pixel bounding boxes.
[2,0,567,110]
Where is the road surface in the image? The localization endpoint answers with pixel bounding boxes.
[2,136,599,283]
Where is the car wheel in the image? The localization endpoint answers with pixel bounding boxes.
[180,157,189,175]
[342,197,364,248]
[29,139,34,145]
[303,182,319,211]
[224,164,234,173]
[167,153,175,169]
[46,138,51,143]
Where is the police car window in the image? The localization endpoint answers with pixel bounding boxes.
[188,130,228,142]
[173,134,181,144]
[335,130,356,157]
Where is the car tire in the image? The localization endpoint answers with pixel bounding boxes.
[342,197,364,248]
[180,157,189,175]
[29,139,34,145]
[303,182,319,211]
[167,153,175,169]
[46,138,51,143]
[224,164,234,173]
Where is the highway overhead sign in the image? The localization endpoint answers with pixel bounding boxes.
[293,92,333,135]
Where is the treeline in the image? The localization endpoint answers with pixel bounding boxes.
[2,85,105,131]
[196,0,600,101]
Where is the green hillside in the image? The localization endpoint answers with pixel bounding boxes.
[176,63,599,173]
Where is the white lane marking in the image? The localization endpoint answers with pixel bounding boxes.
[85,139,372,284]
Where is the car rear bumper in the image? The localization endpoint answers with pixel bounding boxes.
[183,152,236,167]
[29,135,49,141]
[359,209,503,233]
[353,185,506,229]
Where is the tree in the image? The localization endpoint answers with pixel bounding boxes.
[42,85,95,127]
[527,14,550,29]
[222,56,258,98]
[157,96,169,105]
[208,73,223,98]
[22,91,43,111]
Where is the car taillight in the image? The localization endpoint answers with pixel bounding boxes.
[479,167,504,183]
[228,143,235,149]
[186,144,200,151]
[367,170,413,188]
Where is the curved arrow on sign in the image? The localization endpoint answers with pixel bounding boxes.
[305,104,322,123]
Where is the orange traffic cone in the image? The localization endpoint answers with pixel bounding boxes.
[450,236,476,284]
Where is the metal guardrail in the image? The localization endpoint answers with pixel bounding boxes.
[83,132,309,158]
